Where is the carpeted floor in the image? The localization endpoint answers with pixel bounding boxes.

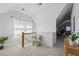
[0,46,64,56]
[0,37,65,56]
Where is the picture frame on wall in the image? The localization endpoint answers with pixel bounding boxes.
[66,26,71,31]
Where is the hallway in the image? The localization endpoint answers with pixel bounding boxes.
[54,36,64,48]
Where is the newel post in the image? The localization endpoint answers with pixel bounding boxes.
[22,32,24,48]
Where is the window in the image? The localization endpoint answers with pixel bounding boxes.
[13,18,32,35]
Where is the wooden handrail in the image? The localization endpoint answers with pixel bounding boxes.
[21,32,37,48]
[24,32,37,35]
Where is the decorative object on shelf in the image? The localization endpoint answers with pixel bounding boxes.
[0,37,8,50]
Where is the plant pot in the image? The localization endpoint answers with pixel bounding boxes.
[75,38,79,46]
[0,46,4,50]
[69,40,76,46]
[68,38,76,46]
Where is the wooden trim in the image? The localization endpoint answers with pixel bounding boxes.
[22,32,24,48]
[24,32,37,35]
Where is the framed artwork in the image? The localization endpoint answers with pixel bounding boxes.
[66,26,71,31]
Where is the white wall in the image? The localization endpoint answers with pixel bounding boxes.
[0,3,66,47]
[0,15,12,36]
[71,4,79,33]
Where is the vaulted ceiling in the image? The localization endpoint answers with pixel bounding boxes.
[0,10,34,22]
[0,3,66,24]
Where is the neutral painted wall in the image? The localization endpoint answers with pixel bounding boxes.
[71,4,79,33]
[0,3,66,47]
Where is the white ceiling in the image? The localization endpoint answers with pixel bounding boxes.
[0,3,66,23]
[0,3,17,11]
[0,10,34,22]
[0,3,36,22]
[0,3,36,13]
[56,3,73,26]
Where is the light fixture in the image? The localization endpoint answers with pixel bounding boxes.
[21,8,25,11]
[38,3,42,6]
[11,16,13,18]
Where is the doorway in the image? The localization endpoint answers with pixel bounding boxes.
[55,3,73,48]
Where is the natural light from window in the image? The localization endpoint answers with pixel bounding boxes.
[13,18,32,35]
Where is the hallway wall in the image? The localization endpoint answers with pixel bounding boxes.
[71,4,79,32]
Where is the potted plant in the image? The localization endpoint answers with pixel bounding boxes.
[68,32,79,46]
[0,37,8,50]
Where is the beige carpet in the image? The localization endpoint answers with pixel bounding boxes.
[0,45,64,56]
[0,37,65,56]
